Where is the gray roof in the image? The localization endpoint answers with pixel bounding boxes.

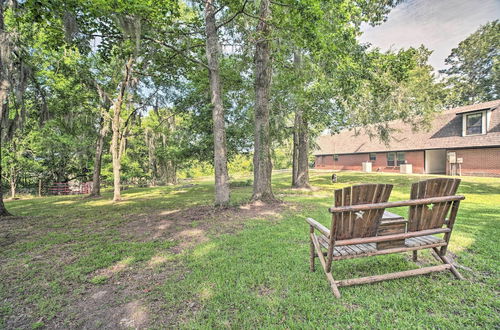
[314,100,500,155]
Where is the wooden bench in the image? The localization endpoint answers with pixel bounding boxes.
[307,178,464,298]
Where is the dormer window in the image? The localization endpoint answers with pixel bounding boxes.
[465,113,482,135]
[460,108,491,136]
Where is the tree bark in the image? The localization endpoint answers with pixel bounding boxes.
[164,116,177,185]
[204,0,230,206]
[252,0,276,202]
[295,115,310,188]
[10,165,15,198]
[0,3,11,215]
[290,50,310,188]
[291,110,299,186]
[111,57,134,202]
[0,125,11,216]
[90,115,109,197]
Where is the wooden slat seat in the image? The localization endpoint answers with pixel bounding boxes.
[406,235,445,247]
[317,235,446,257]
[307,178,465,298]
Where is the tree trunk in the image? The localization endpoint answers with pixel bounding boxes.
[0,2,13,215]
[38,179,42,197]
[10,165,15,198]
[90,115,109,197]
[204,0,230,206]
[252,0,276,202]
[291,110,299,186]
[295,115,310,188]
[291,50,302,187]
[0,125,11,216]
[111,57,133,202]
[163,115,177,185]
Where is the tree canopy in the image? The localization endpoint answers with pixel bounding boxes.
[0,1,494,214]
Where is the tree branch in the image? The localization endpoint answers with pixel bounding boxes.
[143,37,209,69]
[216,0,249,30]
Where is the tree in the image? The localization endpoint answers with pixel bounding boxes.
[204,0,230,206]
[442,20,499,106]
[90,114,109,197]
[251,0,275,202]
[58,1,180,201]
[0,0,29,215]
[142,108,177,186]
[341,46,443,140]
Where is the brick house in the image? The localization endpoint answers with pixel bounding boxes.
[314,100,500,177]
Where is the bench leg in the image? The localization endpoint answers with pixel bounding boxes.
[309,226,316,272]
[309,238,315,272]
[432,247,464,280]
[326,272,341,298]
[310,232,341,298]
[412,250,418,262]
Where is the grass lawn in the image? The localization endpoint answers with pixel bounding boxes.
[1,170,499,328]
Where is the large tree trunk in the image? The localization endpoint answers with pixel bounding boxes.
[0,5,11,215]
[111,57,134,202]
[0,125,11,216]
[290,50,311,189]
[295,115,310,188]
[111,128,121,201]
[204,0,230,206]
[252,0,275,202]
[90,115,109,197]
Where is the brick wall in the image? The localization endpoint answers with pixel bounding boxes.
[446,148,500,177]
[315,151,425,174]
[315,147,500,177]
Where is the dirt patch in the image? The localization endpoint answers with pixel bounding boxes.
[255,284,275,297]
[120,201,289,254]
[54,261,186,329]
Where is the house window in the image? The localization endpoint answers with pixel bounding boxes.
[369,153,376,161]
[466,113,482,135]
[387,152,405,166]
[397,152,405,165]
[387,152,395,166]
[333,154,339,161]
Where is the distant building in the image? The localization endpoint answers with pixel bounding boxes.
[314,100,500,177]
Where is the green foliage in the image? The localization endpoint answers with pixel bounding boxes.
[340,46,443,142]
[442,20,500,106]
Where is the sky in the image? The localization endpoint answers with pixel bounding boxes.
[359,0,500,71]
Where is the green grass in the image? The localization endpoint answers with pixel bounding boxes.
[1,171,499,328]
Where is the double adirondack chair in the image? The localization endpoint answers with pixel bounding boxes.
[307,178,464,298]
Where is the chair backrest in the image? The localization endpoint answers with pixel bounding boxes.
[331,184,393,240]
[408,178,461,232]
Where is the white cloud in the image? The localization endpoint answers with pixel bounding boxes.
[359,0,500,71]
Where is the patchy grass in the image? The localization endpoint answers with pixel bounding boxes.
[1,171,499,328]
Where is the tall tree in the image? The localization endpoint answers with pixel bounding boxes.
[442,20,499,106]
[252,0,275,202]
[0,0,29,216]
[0,0,11,216]
[110,56,134,201]
[90,114,109,197]
[204,0,230,206]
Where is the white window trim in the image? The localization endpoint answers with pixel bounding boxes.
[462,110,489,136]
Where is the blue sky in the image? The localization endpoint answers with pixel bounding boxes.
[360,0,500,71]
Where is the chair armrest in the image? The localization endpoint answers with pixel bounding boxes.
[329,195,465,213]
[306,218,330,237]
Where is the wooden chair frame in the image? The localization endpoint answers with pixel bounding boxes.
[307,195,465,298]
